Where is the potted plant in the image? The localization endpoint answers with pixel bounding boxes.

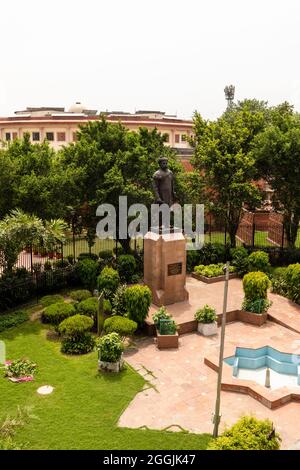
[241,271,272,325]
[4,358,37,383]
[152,306,171,329]
[155,307,179,349]
[195,304,218,336]
[97,332,124,372]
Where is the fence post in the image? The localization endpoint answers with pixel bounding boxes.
[252,222,256,248]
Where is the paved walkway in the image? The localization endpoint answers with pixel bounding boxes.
[119,278,300,449]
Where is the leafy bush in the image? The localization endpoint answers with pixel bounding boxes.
[186,250,201,273]
[271,267,288,297]
[99,250,114,260]
[53,259,70,269]
[116,255,137,283]
[41,302,76,325]
[243,271,271,301]
[198,243,229,265]
[125,285,152,326]
[74,258,98,290]
[97,332,124,362]
[194,263,236,278]
[97,266,120,299]
[194,305,217,323]
[230,246,249,277]
[207,416,281,450]
[103,299,112,314]
[5,358,37,378]
[77,297,98,319]
[59,314,95,354]
[40,294,64,308]
[248,250,271,273]
[44,261,52,271]
[112,284,128,316]
[103,316,137,338]
[78,252,98,261]
[0,310,28,333]
[0,273,36,312]
[58,314,93,336]
[242,298,272,314]
[69,289,92,302]
[284,263,300,304]
[159,318,177,335]
[152,306,171,326]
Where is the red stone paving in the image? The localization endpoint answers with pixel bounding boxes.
[119,278,300,449]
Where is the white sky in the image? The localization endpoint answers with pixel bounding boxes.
[1,0,300,120]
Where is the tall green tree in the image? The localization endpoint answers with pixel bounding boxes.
[192,100,266,246]
[252,103,300,247]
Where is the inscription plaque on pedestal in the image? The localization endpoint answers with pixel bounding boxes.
[168,262,182,276]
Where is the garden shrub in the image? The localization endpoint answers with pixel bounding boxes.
[77,297,98,319]
[198,243,229,265]
[97,266,120,299]
[44,261,52,271]
[69,289,92,302]
[242,298,272,314]
[116,255,137,283]
[74,258,98,290]
[194,305,217,323]
[103,299,112,314]
[103,315,137,338]
[243,271,271,301]
[97,332,124,362]
[125,285,152,326]
[112,284,128,316]
[53,259,70,269]
[152,306,171,327]
[0,272,36,312]
[247,250,271,273]
[58,314,95,355]
[40,294,64,308]
[186,250,200,273]
[99,250,114,260]
[78,252,98,261]
[41,302,76,326]
[284,263,300,304]
[230,246,249,277]
[271,267,288,297]
[194,263,236,278]
[0,310,28,333]
[207,416,281,450]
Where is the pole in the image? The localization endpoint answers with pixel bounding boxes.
[213,261,230,438]
[72,219,76,263]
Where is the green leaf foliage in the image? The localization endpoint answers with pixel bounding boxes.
[103,316,137,337]
[41,302,75,325]
[97,332,124,363]
[125,285,152,326]
[40,294,65,308]
[58,314,93,337]
[243,271,271,302]
[247,250,271,273]
[0,310,28,333]
[194,305,217,323]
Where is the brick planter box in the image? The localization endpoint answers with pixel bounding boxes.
[192,272,238,284]
[156,330,179,349]
[238,310,268,326]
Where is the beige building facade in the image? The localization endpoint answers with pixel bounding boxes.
[0,103,194,157]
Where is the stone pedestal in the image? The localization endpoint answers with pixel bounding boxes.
[144,231,189,306]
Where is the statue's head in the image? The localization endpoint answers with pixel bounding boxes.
[158,156,168,170]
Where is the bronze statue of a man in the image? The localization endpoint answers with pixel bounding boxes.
[153,157,176,207]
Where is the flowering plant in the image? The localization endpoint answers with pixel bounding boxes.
[4,359,37,379]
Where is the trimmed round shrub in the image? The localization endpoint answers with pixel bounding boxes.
[74,258,98,290]
[116,255,137,283]
[103,299,112,314]
[207,416,281,450]
[243,271,271,301]
[78,252,98,261]
[97,332,124,363]
[40,294,64,308]
[69,289,92,302]
[97,266,120,299]
[248,250,271,273]
[194,305,217,323]
[99,250,114,260]
[112,284,128,316]
[125,285,152,326]
[103,316,137,338]
[58,314,93,336]
[59,314,95,355]
[284,263,300,304]
[41,302,76,325]
[77,297,98,318]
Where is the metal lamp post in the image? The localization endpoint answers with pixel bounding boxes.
[212,261,230,438]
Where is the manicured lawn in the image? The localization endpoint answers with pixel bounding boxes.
[0,320,211,450]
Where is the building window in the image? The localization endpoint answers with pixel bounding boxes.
[175,134,180,144]
[12,132,18,140]
[181,134,187,142]
[5,132,11,141]
[46,132,54,141]
[57,132,66,142]
[163,133,170,143]
[72,132,78,142]
[32,132,40,141]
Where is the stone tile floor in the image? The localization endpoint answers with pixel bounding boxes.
[120,278,300,449]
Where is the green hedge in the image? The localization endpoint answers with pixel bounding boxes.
[116,255,137,283]
[243,271,270,301]
[0,310,28,333]
[248,250,271,273]
[194,263,236,278]
[97,267,120,299]
[285,263,300,304]
[40,294,65,308]
[103,316,137,337]
[125,285,152,326]
[69,290,92,302]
